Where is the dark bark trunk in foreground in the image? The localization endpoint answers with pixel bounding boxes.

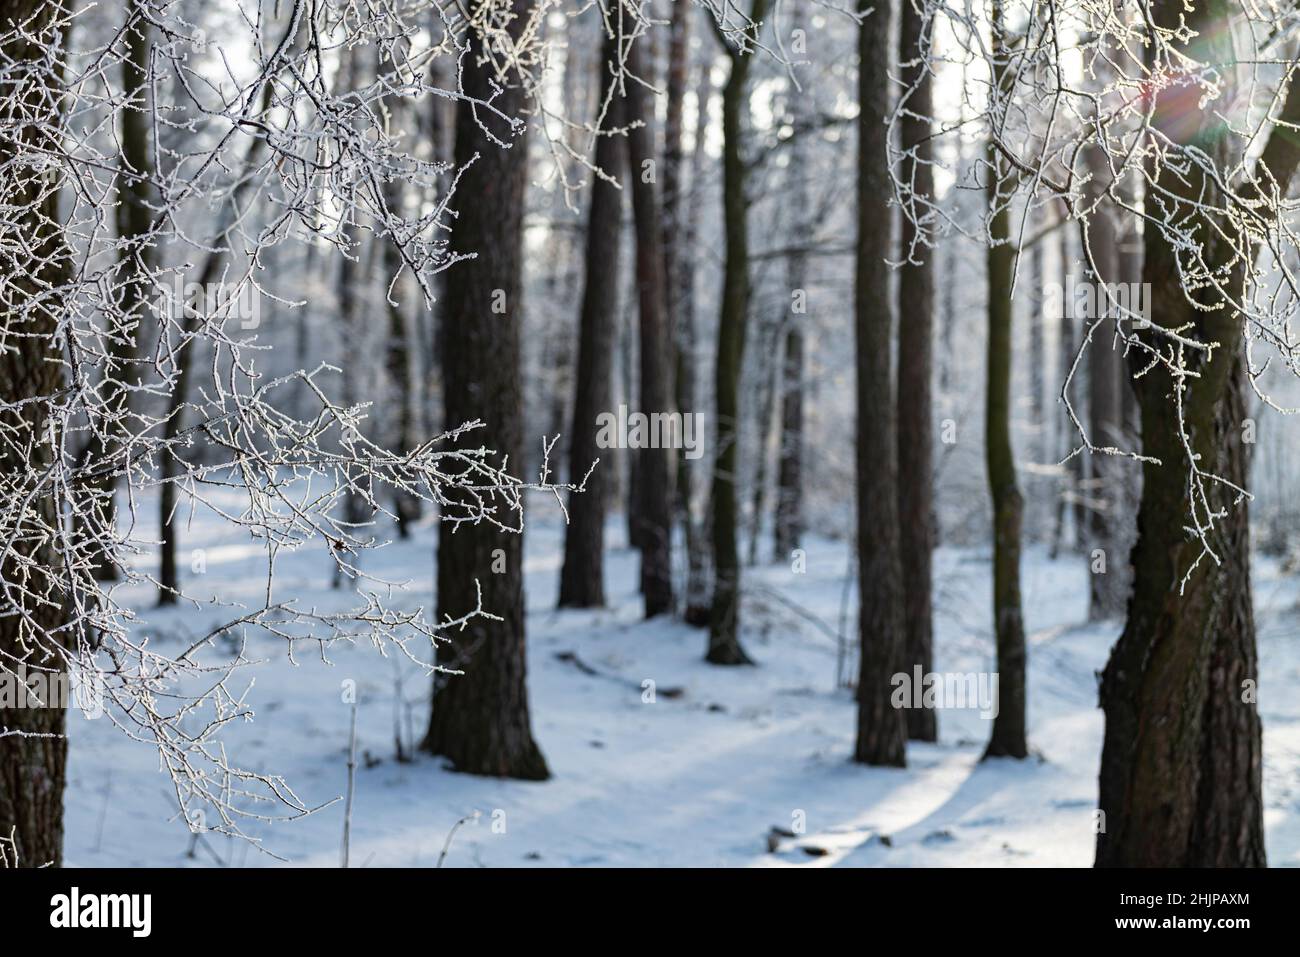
[625,34,674,618]
[706,4,769,665]
[896,0,936,743]
[853,0,906,766]
[558,31,624,609]
[422,0,548,780]
[1095,0,1290,866]
[0,0,74,867]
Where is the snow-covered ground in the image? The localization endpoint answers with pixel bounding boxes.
[61,493,1300,867]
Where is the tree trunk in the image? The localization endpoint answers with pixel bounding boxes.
[1094,0,1291,865]
[380,95,422,537]
[1080,146,1131,620]
[854,0,906,766]
[981,5,1028,760]
[706,14,766,665]
[0,0,74,867]
[421,0,548,780]
[625,34,674,618]
[896,0,936,743]
[678,37,712,626]
[746,322,778,566]
[558,30,624,609]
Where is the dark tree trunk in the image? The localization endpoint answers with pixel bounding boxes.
[558,30,624,609]
[983,185,1028,760]
[896,0,936,743]
[981,7,1027,760]
[853,0,906,766]
[421,0,548,780]
[706,7,768,665]
[707,58,748,663]
[625,34,674,618]
[1094,0,1296,866]
[0,0,74,867]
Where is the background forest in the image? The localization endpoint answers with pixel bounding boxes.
[2,0,1299,869]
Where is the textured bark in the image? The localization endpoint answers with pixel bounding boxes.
[982,4,1027,760]
[625,35,674,618]
[558,32,624,609]
[0,0,74,867]
[896,0,936,742]
[853,0,906,766]
[421,0,548,780]
[706,5,769,665]
[1095,0,1285,866]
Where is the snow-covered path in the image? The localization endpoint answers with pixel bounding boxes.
[60,496,1300,867]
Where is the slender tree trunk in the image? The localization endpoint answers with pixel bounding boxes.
[746,322,778,567]
[625,34,674,618]
[158,39,280,605]
[1080,146,1130,619]
[0,0,74,867]
[421,0,548,780]
[981,2,1028,760]
[854,0,906,766]
[558,31,624,609]
[679,40,712,626]
[1051,222,1086,558]
[896,0,936,742]
[380,94,422,537]
[707,8,768,665]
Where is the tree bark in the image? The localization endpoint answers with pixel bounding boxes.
[421,0,548,780]
[0,0,75,867]
[625,33,675,618]
[1094,0,1297,865]
[854,0,907,766]
[896,0,936,742]
[981,2,1028,760]
[558,31,624,610]
[706,4,769,665]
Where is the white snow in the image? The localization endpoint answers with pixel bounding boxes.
[59,492,1300,867]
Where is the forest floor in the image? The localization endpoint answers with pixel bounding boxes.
[61,490,1300,867]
